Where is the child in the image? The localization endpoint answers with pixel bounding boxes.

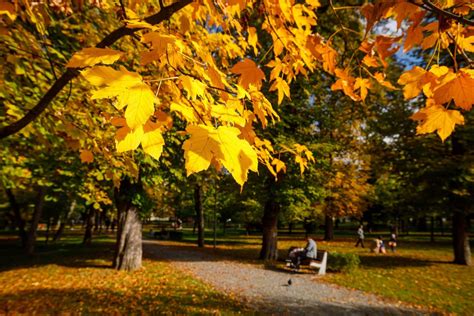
[378,236,387,254]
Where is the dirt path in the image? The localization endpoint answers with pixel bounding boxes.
[144,240,429,315]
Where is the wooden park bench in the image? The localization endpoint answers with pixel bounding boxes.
[286,250,328,275]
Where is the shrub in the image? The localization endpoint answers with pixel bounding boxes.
[328,252,360,272]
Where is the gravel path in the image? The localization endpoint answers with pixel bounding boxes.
[143,240,429,315]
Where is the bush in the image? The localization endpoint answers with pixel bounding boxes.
[328,252,360,272]
[169,231,183,241]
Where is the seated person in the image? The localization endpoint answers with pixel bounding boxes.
[372,236,386,254]
[290,237,317,269]
[388,233,397,252]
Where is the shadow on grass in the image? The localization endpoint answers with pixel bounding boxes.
[0,287,244,314]
[0,239,115,273]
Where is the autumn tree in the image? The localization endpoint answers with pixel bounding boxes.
[1,0,473,268]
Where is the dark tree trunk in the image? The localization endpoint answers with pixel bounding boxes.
[288,222,293,234]
[53,199,76,242]
[25,187,46,255]
[83,207,95,245]
[439,217,444,236]
[452,211,471,266]
[113,205,142,271]
[324,215,334,241]
[94,209,100,232]
[430,216,435,243]
[194,184,205,248]
[5,188,27,247]
[417,216,427,231]
[259,200,280,260]
[45,218,51,244]
[113,178,143,271]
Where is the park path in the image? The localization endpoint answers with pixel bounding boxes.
[143,240,430,315]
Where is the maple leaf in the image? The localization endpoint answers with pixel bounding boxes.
[269,77,291,105]
[83,66,156,129]
[116,125,144,152]
[354,78,371,101]
[271,158,286,174]
[141,121,165,160]
[432,70,474,111]
[66,48,124,68]
[397,66,429,99]
[411,104,465,141]
[247,27,258,55]
[180,76,207,100]
[80,150,94,163]
[182,125,258,186]
[230,59,266,89]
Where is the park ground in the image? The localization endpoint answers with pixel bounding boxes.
[0,228,473,315]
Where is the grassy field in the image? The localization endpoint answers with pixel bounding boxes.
[165,228,474,315]
[1,229,472,315]
[0,233,247,315]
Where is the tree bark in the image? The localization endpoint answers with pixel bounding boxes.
[82,207,95,245]
[194,184,205,248]
[5,188,27,247]
[113,178,143,271]
[259,200,280,260]
[113,205,142,271]
[53,199,76,242]
[452,211,471,266]
[430,216,435,243]
[25,187,46,255]
[324,215,334,241]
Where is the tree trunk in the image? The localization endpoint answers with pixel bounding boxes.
[288,222,293,234]
[25,187,46,255]
[5,188,27,247]
[194,184,205,248]
[113,178,143,271]
[259,200,280,260]
[45,217,51,244]
[452,211,471,266]
[324,215,334,241]
[430,216,435,243]
[82,207,95,245]
[113,205,142,271]
[53,199,76,242]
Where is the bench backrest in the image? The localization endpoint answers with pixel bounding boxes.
[316,250,327,261]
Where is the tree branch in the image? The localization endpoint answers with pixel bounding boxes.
[409,0,474,26]
[0,0,193,139]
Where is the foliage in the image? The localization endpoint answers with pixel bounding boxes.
[327,252,360,272]
[2,0,472,190]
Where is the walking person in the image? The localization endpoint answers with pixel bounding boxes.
[355,224,365,248]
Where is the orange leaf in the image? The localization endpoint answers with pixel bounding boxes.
[230,59,265,89]
[80,150,94,163]
[433,70,474,110]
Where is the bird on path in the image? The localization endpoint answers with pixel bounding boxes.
[288,278,292,286]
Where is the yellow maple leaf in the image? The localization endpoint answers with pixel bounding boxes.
[80,150,94,163]
[182,125,258,186]
[247,27,258,55]
[269,77,291,105]
[411,104,465,141]
[211,105,246,126]
[271,158,286,174]
[141,121,165,160]
[170,101,200,123]
[433,70,474,110]
[180,75,207,100]
[116,125,144,152]
[66,48,124,68]
[83,66,156,129]
[230,58,266,89]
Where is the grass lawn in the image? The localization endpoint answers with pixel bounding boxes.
[0,233,247,315]
[167,228,474,315]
